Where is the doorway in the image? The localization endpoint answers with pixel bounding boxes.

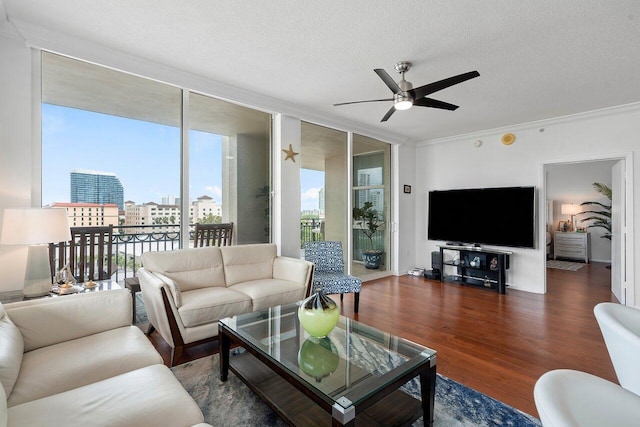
[543,156,633,305]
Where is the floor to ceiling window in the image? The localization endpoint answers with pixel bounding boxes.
[188,92,271,245]
[41,52,272,281]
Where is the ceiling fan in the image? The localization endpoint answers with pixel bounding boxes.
[334,61,480,122]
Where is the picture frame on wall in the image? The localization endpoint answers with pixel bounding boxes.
[403,185,411,194]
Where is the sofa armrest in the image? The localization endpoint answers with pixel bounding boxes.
[137,268,185,348]
[273,257,314,296]
[4,289,131,352]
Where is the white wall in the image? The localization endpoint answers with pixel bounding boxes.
[273,115,302,259]
[0,35,34,291]
[395,144,417,275]
[415,107,638,302]
[547,160,616,262]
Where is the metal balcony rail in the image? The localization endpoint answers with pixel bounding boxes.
[52,220,384,284]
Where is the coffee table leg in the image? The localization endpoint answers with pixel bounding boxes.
[219,327,230,381]
[420,364,437,427]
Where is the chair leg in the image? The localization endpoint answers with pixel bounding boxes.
[354,292,360,313]
[340,293,344,301]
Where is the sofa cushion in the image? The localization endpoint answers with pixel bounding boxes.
[7,364,204,427]
[221,243,277,286]
[6,289,131,352]
[232,278,307,311]
[142,247,226,291]
[178,287,252,328]
[0,304,23,401]
[8,326,162,407]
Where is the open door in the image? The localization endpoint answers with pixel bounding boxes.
[611,160,625,304]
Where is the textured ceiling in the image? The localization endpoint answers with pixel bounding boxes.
[3,0,640,143]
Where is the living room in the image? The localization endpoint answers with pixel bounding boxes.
[1,2,640,426]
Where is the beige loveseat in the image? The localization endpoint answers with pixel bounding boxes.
[0,289,207,427]
[138,243,313,365]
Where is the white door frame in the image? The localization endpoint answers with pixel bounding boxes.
[541,152,634,307]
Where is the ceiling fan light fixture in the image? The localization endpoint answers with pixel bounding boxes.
[394,100,413,110]
[394,93,413,110]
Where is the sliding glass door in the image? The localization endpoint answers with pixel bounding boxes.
[352,134,391,278]
[300,122,348,259]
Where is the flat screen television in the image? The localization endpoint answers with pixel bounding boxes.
[428,186,536,249]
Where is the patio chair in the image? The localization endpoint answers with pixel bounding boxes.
[49,225,114,282]
[193,222,233,247]
[304,241,362,313]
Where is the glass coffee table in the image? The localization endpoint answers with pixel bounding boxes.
[219,303,436,426]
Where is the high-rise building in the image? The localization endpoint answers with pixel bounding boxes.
[71,169,124,210]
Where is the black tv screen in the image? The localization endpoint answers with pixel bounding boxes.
[428,186,536,249]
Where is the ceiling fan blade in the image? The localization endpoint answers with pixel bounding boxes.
[333,98,394,106]
[374,68,402,94]
[410,71,480,100]
[381,106,396,122]
[413,97,459,111]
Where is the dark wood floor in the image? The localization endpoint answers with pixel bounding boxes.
[146,261,618,418]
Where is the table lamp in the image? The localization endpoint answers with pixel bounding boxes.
[560,204,582,232]
[0,208,71,297]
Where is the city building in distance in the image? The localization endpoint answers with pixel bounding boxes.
[125,195,222,231]
[71,169,124,211]
[48,202,119,227]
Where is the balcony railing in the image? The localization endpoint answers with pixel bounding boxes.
[111,224,183,282]
[63,220,384,284]
[300,219,324,248]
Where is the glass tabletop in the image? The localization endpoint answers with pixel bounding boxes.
[219,302,436,410]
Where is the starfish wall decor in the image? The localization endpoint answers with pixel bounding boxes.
[282,144,299,162]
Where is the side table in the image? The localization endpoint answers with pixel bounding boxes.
[124,277,141,324]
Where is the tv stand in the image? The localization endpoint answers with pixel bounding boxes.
[438,245,512,294]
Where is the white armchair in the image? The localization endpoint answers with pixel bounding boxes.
[594,302,640,396]
[534,369,640,427]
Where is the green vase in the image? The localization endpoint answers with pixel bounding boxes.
[298,290,339,338]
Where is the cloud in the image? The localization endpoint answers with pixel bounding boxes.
[301,187,321,201]
[205,185,222,200]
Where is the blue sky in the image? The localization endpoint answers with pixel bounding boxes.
[42,104,323,210]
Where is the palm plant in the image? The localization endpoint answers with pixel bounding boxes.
[580,182,611,240]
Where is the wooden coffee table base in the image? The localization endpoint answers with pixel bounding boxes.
[228,351,424,427]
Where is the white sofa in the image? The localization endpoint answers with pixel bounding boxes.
[138,243,313,365]
[0,289,207,427]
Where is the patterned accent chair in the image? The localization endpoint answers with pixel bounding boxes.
[304,241,362,313]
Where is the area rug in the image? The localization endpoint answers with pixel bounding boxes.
[134,294,148,325]
[546,260,586,271]
[171,353,540,427]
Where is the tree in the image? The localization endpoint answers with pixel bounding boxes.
[352,201,383,253]
[200,214,222,224]
[581,182,611,240]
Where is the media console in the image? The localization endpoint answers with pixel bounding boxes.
[438,245,512,294]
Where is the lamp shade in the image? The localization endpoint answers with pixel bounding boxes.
[0,208,71,245]
[561,204,581,216]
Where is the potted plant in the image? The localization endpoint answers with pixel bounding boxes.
[580,182,612,240]
[353,201,384,269]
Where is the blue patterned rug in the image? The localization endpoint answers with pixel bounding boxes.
[171,353,540,426]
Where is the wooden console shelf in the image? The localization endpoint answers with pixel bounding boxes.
[438,245,512,294]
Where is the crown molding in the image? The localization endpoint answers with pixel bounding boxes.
[418,101,640,147]
[10,19,410,147]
